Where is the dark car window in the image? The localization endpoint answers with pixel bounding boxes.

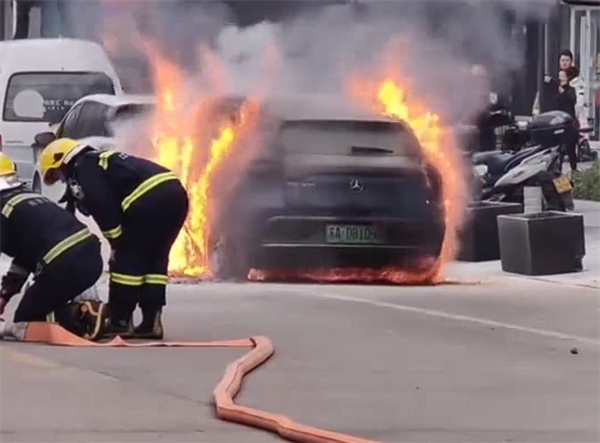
[112,104,154,125]
[56,104,84,138]
[277,120,422,157]
[3,72,115,124]
[73,102,110,138]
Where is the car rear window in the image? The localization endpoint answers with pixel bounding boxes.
[3,72,115,123]
[277,120,422,157]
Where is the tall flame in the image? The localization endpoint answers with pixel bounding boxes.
[375,79,465,269]
[146,48,250,277]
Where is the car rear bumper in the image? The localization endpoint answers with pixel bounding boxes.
[246,215,444,270]
[250,244,439,270]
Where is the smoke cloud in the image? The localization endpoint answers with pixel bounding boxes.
[61,0,557,274]
[53,0,554,128]
[209,0,556,124]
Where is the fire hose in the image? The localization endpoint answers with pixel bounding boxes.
[15,322,384,443]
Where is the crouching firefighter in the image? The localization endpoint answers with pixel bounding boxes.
[0,153,107,341]
[39,139,189,339]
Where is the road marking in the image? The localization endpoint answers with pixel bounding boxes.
[0,346,60,368]
[267,286,600,346]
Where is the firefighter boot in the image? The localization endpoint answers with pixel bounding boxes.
[104,282,137,338]
[104,316,135,338]
[133,308,164,340]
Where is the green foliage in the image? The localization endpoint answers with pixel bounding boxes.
[572,162,600,201]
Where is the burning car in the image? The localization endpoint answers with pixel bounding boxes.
[204,95,446,281]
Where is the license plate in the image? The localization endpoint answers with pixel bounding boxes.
[553,175,573,194]
[325,224,380,244]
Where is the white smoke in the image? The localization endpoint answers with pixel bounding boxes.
[57,0,558,120]
[207,0,557,124]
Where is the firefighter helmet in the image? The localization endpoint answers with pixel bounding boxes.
[39,138,91,185]
[0,153,23,192]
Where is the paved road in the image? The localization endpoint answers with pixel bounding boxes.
[1,278,598,443]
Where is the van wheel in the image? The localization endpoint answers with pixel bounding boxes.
[210,234,250,282]
[32,174,42,194]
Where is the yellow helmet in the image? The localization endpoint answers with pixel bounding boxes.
[0,152,17,177]
[39,138,87,185]
[0,153,22,192]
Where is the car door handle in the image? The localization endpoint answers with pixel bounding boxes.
[5,140,25,144]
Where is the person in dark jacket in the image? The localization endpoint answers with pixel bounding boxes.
[556,69,577,118]
[0,153,107,341]
[555,69,579,172]
[38,139,189,339]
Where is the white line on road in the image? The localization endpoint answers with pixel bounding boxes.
[265,286,600,346]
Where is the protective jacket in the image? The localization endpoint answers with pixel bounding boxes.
[0,186,93,287]
[62,149,179,245]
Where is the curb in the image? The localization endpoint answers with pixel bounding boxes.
[507,274,600,290]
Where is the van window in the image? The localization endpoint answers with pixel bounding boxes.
[3,72,115,124]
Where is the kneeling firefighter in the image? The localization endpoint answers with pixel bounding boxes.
[39,139,189,339]
[0,153,106,341]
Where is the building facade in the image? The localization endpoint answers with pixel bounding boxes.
[0,0,598,136]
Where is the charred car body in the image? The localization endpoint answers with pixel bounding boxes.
[208,95,445,280]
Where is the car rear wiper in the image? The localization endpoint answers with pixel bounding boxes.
[350,146,394,155]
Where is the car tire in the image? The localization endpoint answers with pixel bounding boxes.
[210,234,250,282]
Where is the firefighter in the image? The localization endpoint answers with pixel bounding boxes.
[38,139,189,339]
[0,153,107,341]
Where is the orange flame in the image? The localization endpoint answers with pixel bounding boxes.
[375,79,464,269]
[141,39,463,283]
[146,45,263,277]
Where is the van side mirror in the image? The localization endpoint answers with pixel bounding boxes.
[33,132,57,148]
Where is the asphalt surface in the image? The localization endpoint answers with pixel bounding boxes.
[1,278,599,443]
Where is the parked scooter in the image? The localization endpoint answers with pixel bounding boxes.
[472,111,577,211]
[480,144,574,211]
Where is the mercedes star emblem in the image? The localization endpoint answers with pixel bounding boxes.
[349,178,364,193]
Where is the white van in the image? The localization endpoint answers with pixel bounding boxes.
[0,38,123,182]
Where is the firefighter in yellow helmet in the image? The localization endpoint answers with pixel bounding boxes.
[39,139,189,340]
[0,152,107,341]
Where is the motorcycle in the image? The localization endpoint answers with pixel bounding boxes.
[479,144,574,212]
[472,111,577,212]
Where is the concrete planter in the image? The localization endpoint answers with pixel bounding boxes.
[457,201,523,262]
[498,211,585,276]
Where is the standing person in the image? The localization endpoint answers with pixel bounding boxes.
[555,69,579,172]
[38,139,189,339]
[566,65,590,130]
[470,64,511,152]
[0,153,107,341]
[533,49,577,116]
[559,49,574,71]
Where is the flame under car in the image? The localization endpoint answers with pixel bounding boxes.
[207,95,446,281]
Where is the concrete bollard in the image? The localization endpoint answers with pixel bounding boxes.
[523,186,543,213]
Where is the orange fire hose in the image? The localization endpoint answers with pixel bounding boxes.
[19,322,383,443]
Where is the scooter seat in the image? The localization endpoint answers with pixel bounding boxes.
[473,150,515,175]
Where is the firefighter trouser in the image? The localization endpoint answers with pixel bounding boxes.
[108,180,189,321]
[13,238,103,323]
